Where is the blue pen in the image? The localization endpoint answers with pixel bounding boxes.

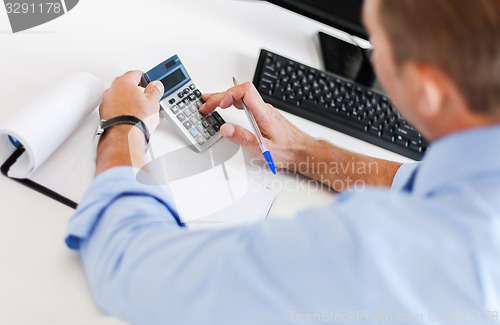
[232,77,277,174]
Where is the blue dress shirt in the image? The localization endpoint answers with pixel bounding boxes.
[66,125,500,325]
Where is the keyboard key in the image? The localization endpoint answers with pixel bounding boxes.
[184,108,192,117]
[409,143,421,152]
[207,116,216,124]
[259,83,273,96]
[183,121,193,130]
[193,112,203,120]
[177,112,186,122]
[213,123,220,132]
[194,89,202,97]
[202,132,211,140]
[202,119,210,128]
[168,98,176,105]
[196,136,205,145]
[189,128,199,138]
[178,101,186,109]
[189,116,199,124]
[190,84,196,90]
[382,131,395,142]
[170,105,180,114]
[395,135,409,147]
[196,124,204,133]
[207,127,216,136]
[213,111,225,124]
[189,105,198,113]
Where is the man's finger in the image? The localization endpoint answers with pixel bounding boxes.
[219,83,268,120]
[144,81,164,102]
[112,70,144,87]
[220,123,260,156]
[199,92,225,114]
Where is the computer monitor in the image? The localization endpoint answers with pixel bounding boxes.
[266,0,367,40]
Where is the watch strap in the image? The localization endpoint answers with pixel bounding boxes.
[97,115,150,144]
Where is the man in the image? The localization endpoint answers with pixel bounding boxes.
[66,0,500,324]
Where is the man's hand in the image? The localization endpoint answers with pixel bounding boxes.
[199,82,314,171]
[200,82,402,191]
[100,70,164,133]
[94,71,164,176]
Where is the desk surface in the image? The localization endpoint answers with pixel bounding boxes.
[0,0,411,323]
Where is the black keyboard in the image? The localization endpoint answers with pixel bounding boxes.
[252,49,428,160]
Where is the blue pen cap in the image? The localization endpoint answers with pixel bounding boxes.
[263,151,277,174]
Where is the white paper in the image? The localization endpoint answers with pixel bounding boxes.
[138,136,276,227]
[0,72,104,178]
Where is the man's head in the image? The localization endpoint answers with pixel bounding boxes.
[363,0,500,141]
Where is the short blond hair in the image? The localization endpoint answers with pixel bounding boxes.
[378,0,500,115]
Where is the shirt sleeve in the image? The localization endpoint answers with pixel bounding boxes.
[390,162,420,192]
[65,166,182,250]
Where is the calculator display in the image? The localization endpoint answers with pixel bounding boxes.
[161,68,186,91]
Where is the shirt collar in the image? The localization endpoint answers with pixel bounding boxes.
[412,124,500,196]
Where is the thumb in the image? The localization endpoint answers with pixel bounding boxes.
[220,123,260,156]
[144,81,164,101]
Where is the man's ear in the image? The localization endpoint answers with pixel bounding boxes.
[408,62,446,118]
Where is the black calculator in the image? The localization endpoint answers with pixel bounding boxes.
[142,55,225,152]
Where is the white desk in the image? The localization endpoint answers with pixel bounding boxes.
[0,0,412,324]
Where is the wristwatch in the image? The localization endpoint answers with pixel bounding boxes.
[93,115,151,159]
[95,115,150,144]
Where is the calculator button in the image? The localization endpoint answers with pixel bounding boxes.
[193,112,203,120]
[170,105,180,114]
[202,132,210,140]
[177,113,186,122]
[196,124,204,133]
[202,120,210,128]
[168,98,176,105]
[178,101,186,109]
[189,116,199,124]
[213,123,220,132]
[184,108,192,117]
[189,105,198,113]
[213,111,225,124]
[177,92,184,99]
[183,88,190,95]
[207,127,216,136]
[194,101,202,109]
[190,84,196,90]
[188,94,196,101]
[196,136,206,145]
[194,89,202,97]
[182,99,190,106]
[183,121,193,130]
[207,116,216,124]
[189,128,199,138]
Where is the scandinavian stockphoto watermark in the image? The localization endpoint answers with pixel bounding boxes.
[290,310,500,323]
[3,0,79,33]
[248,156,379,193]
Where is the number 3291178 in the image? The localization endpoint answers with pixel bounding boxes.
[5,2,62,14]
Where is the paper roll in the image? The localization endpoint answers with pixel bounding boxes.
[0,72,104,178]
